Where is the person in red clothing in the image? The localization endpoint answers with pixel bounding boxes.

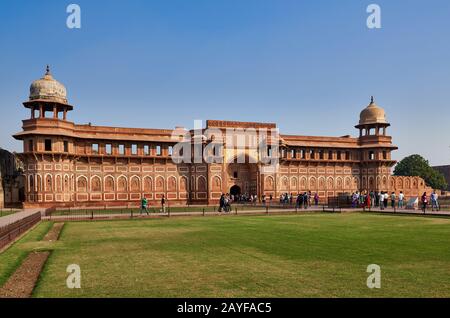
[366,191,371,209]
[421,192,428,213]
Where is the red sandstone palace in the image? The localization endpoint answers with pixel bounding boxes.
[14,67,431,208]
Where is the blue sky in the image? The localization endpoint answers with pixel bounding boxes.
[0,0,449,165]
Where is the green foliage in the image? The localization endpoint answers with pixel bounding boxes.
[394,154,448,190]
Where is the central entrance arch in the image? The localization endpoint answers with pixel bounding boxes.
[230,185,241,196]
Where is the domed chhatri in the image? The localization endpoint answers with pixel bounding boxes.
[358,96,388,125]
[29,65,68,104]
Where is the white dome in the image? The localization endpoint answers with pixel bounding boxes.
[29,66,68,104]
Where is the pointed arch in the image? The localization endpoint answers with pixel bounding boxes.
[265,175,274,191]
[318,176,325,190]
[64,174,69,192]
[290,176,298,190]
[179,176,188,192]
[143,176,153,192]
[336,177,343,190]
[37,174,42,192]
[211,175,222,191]
[155,175,165,192]
[344,176,351,189]
[167,176,177,192]
[309,176,317,190]
[76,175,88,192]
[91,175,102,192]
[45,174,53,192]
[327,177,334,190]
[130,175,141,192]
[104,175,115,192]
[280,176,288,191]
[197,175,207,192]
[117,175,128,192]
[28,174,34,192]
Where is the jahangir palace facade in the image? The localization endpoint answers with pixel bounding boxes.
[13,68,431,208]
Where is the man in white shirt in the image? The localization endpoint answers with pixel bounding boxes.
[431,191,439,211]
[398,191,405,209]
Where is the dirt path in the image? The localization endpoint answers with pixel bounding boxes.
[0,222,65,298]
[0,251,50,298]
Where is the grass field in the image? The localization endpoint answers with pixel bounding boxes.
[2,213,450,297]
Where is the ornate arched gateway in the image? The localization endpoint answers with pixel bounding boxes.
[226,155,259,196]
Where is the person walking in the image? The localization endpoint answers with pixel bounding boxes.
[421,192,428,213]
[314,192,319,206]
[303,192,308,209]
[379,192,385,210]
[370,191,375,207]
[398,191,404,209]
[161,194,166,213]
[296,193,302,209]
[219,193,225,212]
[384,192,389,209]
[431,191,439,211]
[140,196,149,215]
[390,192,396,209]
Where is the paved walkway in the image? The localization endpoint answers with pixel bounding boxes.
[42,206,450,221]
[360,207,450,217]
[0,209,44,228]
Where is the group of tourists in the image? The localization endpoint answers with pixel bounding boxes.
[230,193,258,204]
[139,189,440,215]
[420,191,440,213]
[350,190,440,212]
[219,193,232,212]
[293,192,320,209]
[351,190,405,210]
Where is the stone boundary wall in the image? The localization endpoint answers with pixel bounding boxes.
[0,212,41,250]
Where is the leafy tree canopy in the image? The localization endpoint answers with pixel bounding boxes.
[394,154,447,190]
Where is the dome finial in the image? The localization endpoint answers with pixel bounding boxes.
[45,65,51,75]
[370,96,374,104]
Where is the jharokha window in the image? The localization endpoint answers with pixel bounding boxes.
[119,144,125,155]
[92,143,99,154]
[44,139,52,151]
[106,144,112,155]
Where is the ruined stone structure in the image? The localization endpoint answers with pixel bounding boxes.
[0,148,25,208]
[13,67,432,208]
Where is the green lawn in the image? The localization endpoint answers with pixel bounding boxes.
[3,213,450,297]
[0,221,53,286]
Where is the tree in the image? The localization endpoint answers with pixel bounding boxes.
[394,154,448,190]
